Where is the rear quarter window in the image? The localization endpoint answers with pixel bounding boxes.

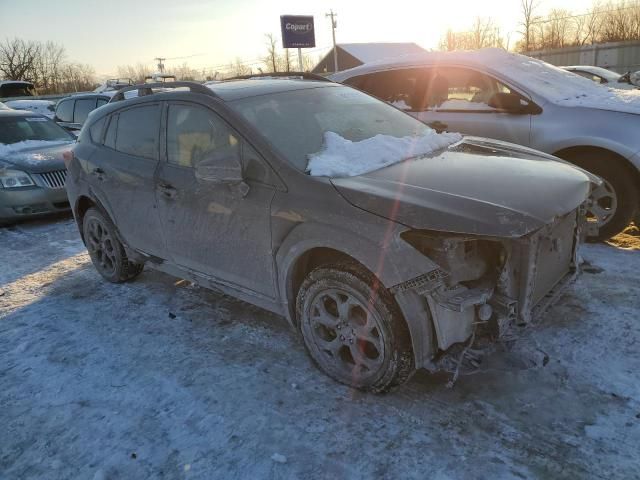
[56,99,73,122]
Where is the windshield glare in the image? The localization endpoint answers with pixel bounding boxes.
[230,85,432,171]
[0,115,73,145]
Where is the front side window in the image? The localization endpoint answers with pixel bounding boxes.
[74,98,96,124]
[167,103,239,168]
[115,105,160,159]
[419,67,514,112]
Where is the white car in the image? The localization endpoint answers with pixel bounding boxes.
[331,48,640,240]
[4,99,56,118]
[562,65,639,90]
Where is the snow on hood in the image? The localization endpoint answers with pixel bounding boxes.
[480,49,640,114]
[306,130,462,177]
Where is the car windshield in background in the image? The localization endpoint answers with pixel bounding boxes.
[0,115,73,145]
[229,85,433,171]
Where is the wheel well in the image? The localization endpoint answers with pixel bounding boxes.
[554,146,640,188]
[289,247,375,325]
[75,196,96,239]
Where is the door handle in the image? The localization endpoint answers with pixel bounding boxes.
[158,183,177,199]
[427,121,448,133]
[91,167,106,181]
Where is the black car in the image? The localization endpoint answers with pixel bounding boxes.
[54,93,112,132]
[66,80,595,391]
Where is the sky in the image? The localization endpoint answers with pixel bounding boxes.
[0,0,590,77]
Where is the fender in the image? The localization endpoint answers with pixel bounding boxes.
[549,136,638,167]
[275,221,440,367]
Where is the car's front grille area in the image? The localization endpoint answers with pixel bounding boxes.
[37,169,67,189]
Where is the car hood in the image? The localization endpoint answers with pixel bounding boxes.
[331,137,593,237]
[0,142,71,173]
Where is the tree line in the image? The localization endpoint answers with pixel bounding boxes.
[0,38,96,94]
[440,0,640,53]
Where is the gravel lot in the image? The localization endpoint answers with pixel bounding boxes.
[1,216,639,480]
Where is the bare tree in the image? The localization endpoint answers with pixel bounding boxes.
[264,33,279,73]
[0,38,40,80]
[519,0,539,51]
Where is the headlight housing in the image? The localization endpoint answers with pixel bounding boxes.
[0,169,35,188]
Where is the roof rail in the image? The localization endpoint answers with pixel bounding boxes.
[109,81,216,103]
[226,72,333,82]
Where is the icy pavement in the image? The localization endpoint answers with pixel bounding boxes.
[1,216,639,479]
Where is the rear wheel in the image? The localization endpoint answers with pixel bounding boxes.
[296,263,414,392]
[82,208,143,283]
[562,151,638,241]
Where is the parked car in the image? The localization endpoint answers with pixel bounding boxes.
[331,48,640,240]
[562,65,639,90]
[0,110,76,225]
[0,80,36,98]
[4,99,56,118]
[66,80,598,391]
[54,93,113,132]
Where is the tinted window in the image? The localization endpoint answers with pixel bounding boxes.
[74,98,96,124]
[167,104,239,167]
[56,99,73,122]
[349,69,423,111]
[115,105,160,159]
[0,115,73,144]
[97,98,108,107]
[89,117,106,143]
[104,115,117,149]
[242,142,269,183]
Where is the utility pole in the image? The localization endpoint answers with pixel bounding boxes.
[326,9,338,73]
[154,57,166,73]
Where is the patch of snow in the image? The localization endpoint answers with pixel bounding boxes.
[390,99,411,110]
[306,130,462,177]
[339,42,427,63]
[4,99,56,118]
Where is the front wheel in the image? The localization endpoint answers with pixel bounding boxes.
[563,152,639,241]
[83,208,143,283]
[296,263,414,392]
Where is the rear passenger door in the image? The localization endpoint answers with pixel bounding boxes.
[88,103,166,257]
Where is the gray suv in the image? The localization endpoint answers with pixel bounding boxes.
[66,79,596,391]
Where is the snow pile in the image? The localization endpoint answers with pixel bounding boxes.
[306,130,462,177]
[4,100,55,118]
[477,49,640,114]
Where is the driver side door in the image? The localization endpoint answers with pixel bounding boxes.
[155,101,278,299]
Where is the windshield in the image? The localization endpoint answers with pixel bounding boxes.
[229,85,435,171]
[0,115,73,145]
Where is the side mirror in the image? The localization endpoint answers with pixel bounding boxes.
[195,149,243,184]
[488,92,527,113]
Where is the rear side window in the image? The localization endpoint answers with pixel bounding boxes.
[115,105,160,159]
[56,99,73,122]
[89,117,106,143]
[347,69,423,111]
[74,98,96,124]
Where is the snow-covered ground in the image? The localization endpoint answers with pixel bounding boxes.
[1,216,639,479]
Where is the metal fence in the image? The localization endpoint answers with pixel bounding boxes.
[527,40,640,73]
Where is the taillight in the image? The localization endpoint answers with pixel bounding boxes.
[63,150,74,168]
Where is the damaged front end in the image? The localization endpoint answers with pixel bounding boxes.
[392,205,586,365]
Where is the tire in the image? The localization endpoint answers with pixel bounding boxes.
[296,262,414,392]
[563,151,639,241]
[82,207,143,283]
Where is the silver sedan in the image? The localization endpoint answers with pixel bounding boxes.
[331,48,640,240]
